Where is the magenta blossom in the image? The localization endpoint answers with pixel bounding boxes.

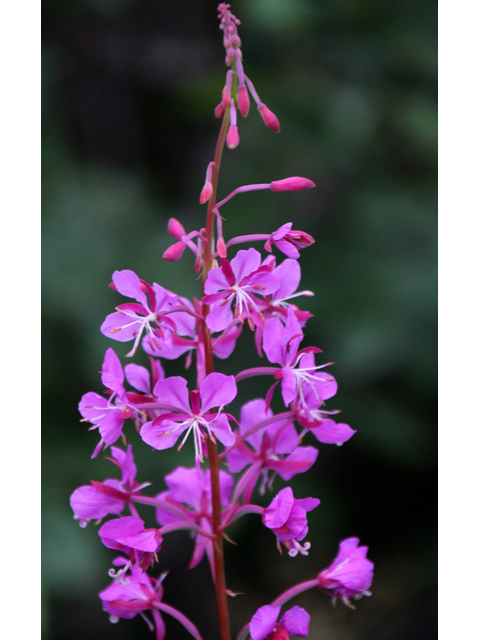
[264,222,315,259]
[79,348,137,456]
[155,466,234,573]
[262,308,338,410]
[250,604,310,640]
[101,270,178,357]
[140,373,237,461]
[263,486,320,557]
[100,567,202,639]
[203,248,280,332]
[226,398,318,502]
[317,537,374,606]
[70,445,146,526]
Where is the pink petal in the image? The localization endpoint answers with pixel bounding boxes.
[263,317,287,365]
[231,248,262,282]
[281,368,298,406]
[200,373,237,413]
[99,515,144,540]
[264,487,294,529]
[101,348,125,391]
[140,419,182,450]
[268,420,299,454]
[70,484,125,520]
[271,222,293,242]
[204,266,230,295]
[206,301,234,333]
[101,311,142,343]
[295,497,320,513]
[280,606,310,637]
[310,419,356,445]
[274,239,300,259]
[275,447,318,481]
[164,467,205,511]
[208,413,236,447]
[112,270,148,307]
[98,411,125,446]
[125,363,150,394]
[110,445,137,485]
[153,376,191,414]
[272,259,301,300]
[79,392,108,422]
[250,605,281,640]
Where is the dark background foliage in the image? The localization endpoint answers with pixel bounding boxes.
[42,0,437,638]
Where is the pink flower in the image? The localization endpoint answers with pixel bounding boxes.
[70,444,141,526]
[263,486,320,557]
[79,348,136,456]
[101,270,177,357]
[140,373,237,461]
[226,398,318,502]
[155,466,234,572]
[203,248,279,332]
[99,515,162,554]
[262,308,337,409]
[317,537,374,606]
[100,568,202,639]
[264,223,315,259]
[250,604,310,640]
[100,567,159,621]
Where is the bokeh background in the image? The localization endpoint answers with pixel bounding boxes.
[42,0,437,638]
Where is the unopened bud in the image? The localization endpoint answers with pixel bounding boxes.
[217,237,227,258]
[200,182,213,204]
[226,47,235,66]
[238,85,250,117]
[270,177,316,192]
[215,103,226,119]
[163,241,186,262]
[258,103,280,132]
[167,217,186,239]
[222,70,234,109]
[226,125,239,149]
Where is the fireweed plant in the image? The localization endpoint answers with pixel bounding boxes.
[70,5,374,640]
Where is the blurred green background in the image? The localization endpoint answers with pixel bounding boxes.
[42,0,437,638]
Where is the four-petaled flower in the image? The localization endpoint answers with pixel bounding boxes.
[203,248,280,332]
[263,486,320,557]
[101,270,178,357]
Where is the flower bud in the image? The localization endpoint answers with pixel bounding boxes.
[215,103,226,118]
[226,125,239,149]
[270,177,316,192]
[217,237,227,258]
[258,103,280,132]
[163,241,186,262]
[238,85,250,117]
[200,182,213,204]
[167,217,186,239]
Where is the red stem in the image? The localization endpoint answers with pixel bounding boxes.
[200,107,232,640]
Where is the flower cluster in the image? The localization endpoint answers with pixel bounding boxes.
[70,5,373,640]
